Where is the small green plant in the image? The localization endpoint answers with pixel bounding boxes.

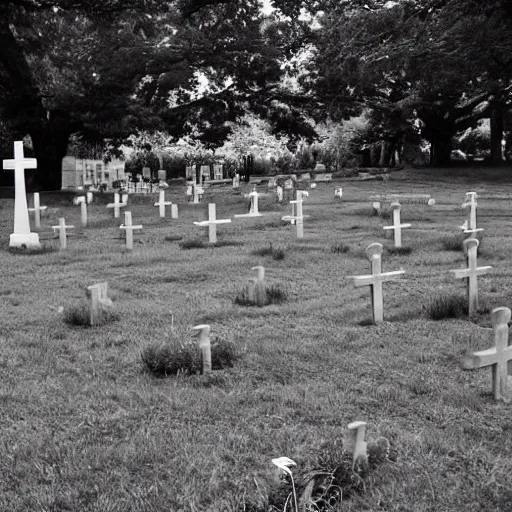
[141,336,240,376]
[331,242,350,254]
[427,294,468,320]
[63,300,119,327]
[386,246,413,256]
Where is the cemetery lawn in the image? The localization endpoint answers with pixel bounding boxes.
[2,167,512,511]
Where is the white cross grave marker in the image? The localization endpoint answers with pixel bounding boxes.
[154,189,173,218]
[234,189,263,218]
[106,192,127,218]
[192,324,212,374]
[248,265,267,306]
[28,192,47,229]
[463,307,512,401]
[120,211,143,250]
[383,201,411,248]
[461,191,483,238]
[87,282,113,326]
[450,238,492,317]
[52,217,75,250]
[282,191,309,238]
[345,421,368,471]
[352,242,405,323]
[193,203,232,243]
[3,141,40,248]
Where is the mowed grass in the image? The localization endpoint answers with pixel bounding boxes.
[1,170,512,510]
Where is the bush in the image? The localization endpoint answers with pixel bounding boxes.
[63,300,119,327]
[427,295,468,320]
[386,246,413,256]
[331,243,350,254]
[251,243,286,260]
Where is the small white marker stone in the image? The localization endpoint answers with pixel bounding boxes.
[345,421,368,470]
[192,324,212,374]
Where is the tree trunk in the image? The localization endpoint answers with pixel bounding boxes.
[370,144,379,166]
[430,137,452,166]
[490,103,504,164]
[379,140,390,167]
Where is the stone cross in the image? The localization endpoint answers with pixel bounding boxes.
[248,265,267,306]
[28,192,47,229]
[450,238,492,317]
[52,217,75,250]
[154,189,173,218]
[282,191,309,238]
[352,242,405,323]
[192,324,212,374]
[3,141,40,248]
[461,191,483,237]
[345,421,368,471]
[383,201,411,248]
[234,189,262,218]
[106,192,127,218]
[193,203,232,243]
[120,211,143,250]
[87,282,113,326]
[463,307,512,401]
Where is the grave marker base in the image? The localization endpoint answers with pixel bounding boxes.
[9,232,41,248]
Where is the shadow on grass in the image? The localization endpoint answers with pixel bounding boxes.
[180,238,243,249]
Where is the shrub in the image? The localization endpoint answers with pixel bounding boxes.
[8,245,57,255]
[141,336,240,376]
[165,235,183,242]
[179,238,242,249]
[331,243,350,254]
[386,246,413,256]
[63,300,119,327]
[251,243,286,260]
[427,294,468,320]
[440,236,463,252]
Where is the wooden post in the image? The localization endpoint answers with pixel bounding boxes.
[352,243,405,323]
[248,265,267,306]
[463,307,512,401]
[193,203,231,243]
[192,324,212,374]
[451,238,492,316]
[345,421,368,470]
[383,201,411,248]
[120,211,143,250]
[28,192,47,229]
[87,282,111,326]
[52,217,74,250]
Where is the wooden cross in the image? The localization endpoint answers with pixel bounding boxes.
[234,189,263,218]
[352,242,405,323]
[120,211,143,250]
[461,191,483,237]
[345,421,368,470]
[193,203,231,243]
[28,192,47,229]
[248,265,267,306]
[87,282,113,326]
[154,189,173,218]
[106,192,127,218]
[383,201,411,248]
[192,324,212,374]
[450,238,492,316]
[282,191,309,238]
[3,141,40,248]
[52,217,75,250]
[463,307,512,401]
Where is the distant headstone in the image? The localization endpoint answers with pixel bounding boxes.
[334,187,343,199]
[463,307,512,401]
[313,162,326,172]
[142,167,151,179]
[158,169,167,181]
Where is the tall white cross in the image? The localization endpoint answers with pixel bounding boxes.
[120,211,143,250]
[52,217,75,250]
[106,192,127,218]
[3,141,40,248]
[463,307,512,401]
[193,203,232,243]
[28,192,47,229]
[383,201,411,248]
[154,189,173,218]
[461,191,482,237]
[451,238,492,316]
[352,242,405,323]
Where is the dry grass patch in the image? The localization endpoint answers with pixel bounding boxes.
[234,282,288,307]
[63,300,120,327]
[252,243,286,260]
[331,242,351,254]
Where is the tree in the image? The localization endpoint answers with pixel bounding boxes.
[0,0,300,189]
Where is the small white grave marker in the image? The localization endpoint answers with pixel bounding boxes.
[463,307,512,401]
[106,192,127,218]
[3,141,40,248]
[86,191,93,204]
[248,265,267,306]
[120,211,143,250]
[52,217,74,250]
[345,421,368,470]
[192,324,212,374]
[154,189,173,218]
[352,243,405,323]
[87,282,113,326]
[28,192,47,229]
[171,203,178,219]
[234,189,263,218]
[192,183,204,204]
[334,187,343,199]
[461,192,483,237]
[383,201,411,248]
[450,238,492,316]
[193,203,232,243]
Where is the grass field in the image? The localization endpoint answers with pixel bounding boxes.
[2,167,512,511]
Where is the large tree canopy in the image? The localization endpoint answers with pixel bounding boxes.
[0,0,315,189]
